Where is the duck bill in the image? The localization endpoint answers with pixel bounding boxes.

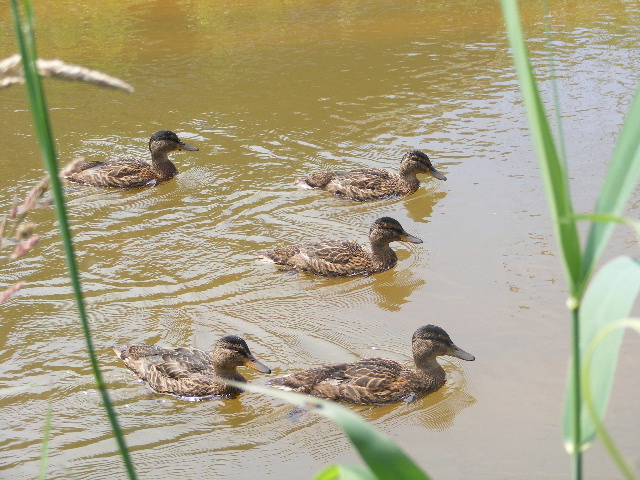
[179,141,199,151]
[400,232,423,244]
[429,167,447,181]
[449,344,475,361]
[245,357,271,374]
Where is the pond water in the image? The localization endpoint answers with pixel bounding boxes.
[1,1,640,478]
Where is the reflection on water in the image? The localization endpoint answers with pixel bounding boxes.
[370,261,426,311]
[2,0,640,479]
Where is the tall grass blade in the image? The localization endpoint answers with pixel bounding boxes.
[563,256,640,452]
[500,1,584,476]
[500,0,581,291]
[38,400,52,480]
[582,319,640,480]
[228,381,431,480]
[582,85,640,285]
[574,214,640,245]
[9,1,136,478]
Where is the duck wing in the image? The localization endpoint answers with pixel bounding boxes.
[329,169,400,201]
[114,345,212,375]
[259,240,371,276]
[268,362,353,393]
[295,240,373,275]
[65,158,160,188]
[301,240,366,264]
[270,358,410,404]
[152,347,216,376]
[332,358,409,404]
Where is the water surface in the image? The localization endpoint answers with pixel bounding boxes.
[1,1,640,478]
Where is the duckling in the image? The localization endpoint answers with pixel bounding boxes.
[268,325,474,405]
[298,150,446,202]
[112,335,271,398]
[63,130,198,188]
[257,216,422,277]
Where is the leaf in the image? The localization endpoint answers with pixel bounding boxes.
[563,256,640,452]
[39,401,52,480]
[582,319,640,480]
[314,465,377,480]
[582,82,640,286]
[227,381,431,480]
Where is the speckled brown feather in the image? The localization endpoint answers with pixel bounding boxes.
[268,325,474,405]
[268,358,438,404]
[298,151,446,202]
[257,217,422,277]
[112,335,270,398]
[66,158,177,188]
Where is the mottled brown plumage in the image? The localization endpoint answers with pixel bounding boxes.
[268,325,474,405]
[298,150,446,202]
[63,130,198,188]
[257,217,423,277]
[112,335,271,398]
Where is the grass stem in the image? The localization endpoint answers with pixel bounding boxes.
[9,0,137,478]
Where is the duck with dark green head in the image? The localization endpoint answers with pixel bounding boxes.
[63,130,198,188]
[298,150,446,202]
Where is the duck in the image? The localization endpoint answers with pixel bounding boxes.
[268,325,474,405]
[297,150,446,202]
[62,130,199,188]
[257,216,423,277]
[112,335,271,398]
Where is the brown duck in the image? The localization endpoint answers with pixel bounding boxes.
[112,335,271,398]
[268,325,474,405]
[63,130,198,188]
[257,217,423,277]
[297,150,446,202]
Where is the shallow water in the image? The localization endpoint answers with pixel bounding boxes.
[1,1,640,478]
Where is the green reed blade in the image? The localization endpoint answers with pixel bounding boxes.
[563,257,640,452]
[582,84,640,288]
[38,401,52,480]
[9,1,137,479]
[228,381,431,480]
[314,464,378,480]
[574,213,640,247]
[582,319,640,480]
[500,1,584,477]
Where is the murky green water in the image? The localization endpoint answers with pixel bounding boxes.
[2,1,640,478]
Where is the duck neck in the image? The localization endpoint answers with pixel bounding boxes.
[214,364,244,382]
[369,237,398,268]
[398,164,421,188]
[415,358,446,389]
[149,151,178,179]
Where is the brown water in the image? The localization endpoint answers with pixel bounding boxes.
[2,1,640,478]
